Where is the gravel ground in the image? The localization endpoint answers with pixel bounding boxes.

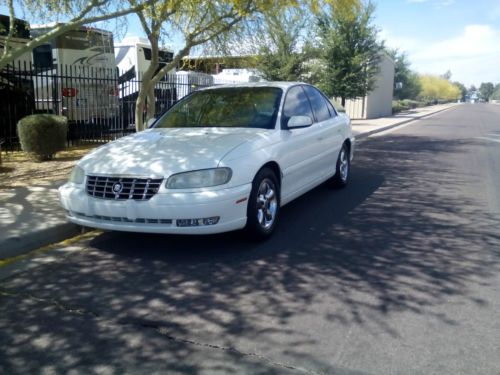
[0,144,97,188]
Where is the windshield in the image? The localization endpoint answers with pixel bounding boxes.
[154,87,283,129]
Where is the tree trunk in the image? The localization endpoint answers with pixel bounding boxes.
[134,35,159,132]
[134,87,148,132]
[146,85,155,125]
[341,96,346,108]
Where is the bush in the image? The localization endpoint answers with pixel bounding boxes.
[491,87,500,101]
[392,99,430,114]
[17,114,68,161]
[392,101,407,114]
[400,99,421,109]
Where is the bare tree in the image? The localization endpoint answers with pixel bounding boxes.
[0,0,154,70]
[130,0,262,131]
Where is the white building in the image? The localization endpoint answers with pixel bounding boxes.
[341,53,395,119]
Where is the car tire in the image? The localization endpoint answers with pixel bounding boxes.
[331,143,350,188]
[245,168,280,240]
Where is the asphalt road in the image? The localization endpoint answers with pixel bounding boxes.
[1,103,500,374]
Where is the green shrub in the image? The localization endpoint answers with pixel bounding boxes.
[393,99,430,114]
[392,100,408,114]
[17,114,68,161]
[400,99,421,109]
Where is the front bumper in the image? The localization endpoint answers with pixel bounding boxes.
[58,182,252,234]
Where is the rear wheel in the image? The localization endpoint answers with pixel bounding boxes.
[245,168,280,240]
[332,143,350,188]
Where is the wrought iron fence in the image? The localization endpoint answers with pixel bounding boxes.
[0,62,215,151]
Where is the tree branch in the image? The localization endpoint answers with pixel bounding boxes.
[2,0,16,58]
[0,0,155,70]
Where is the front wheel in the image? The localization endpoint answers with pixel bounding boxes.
[331,143,350,188]
[245,168,280,240]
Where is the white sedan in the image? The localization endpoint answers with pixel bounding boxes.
[59,82,354,238]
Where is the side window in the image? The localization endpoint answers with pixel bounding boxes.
[324,97,338,118]
[143,47,152,61]
[282,86,314,128]
[303,85,331,122]
[33,44,53,71]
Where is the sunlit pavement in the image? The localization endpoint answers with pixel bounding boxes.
[1,103,499,374]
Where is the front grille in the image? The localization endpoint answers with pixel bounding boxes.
[71,211,172,225]
[86,175,163,200]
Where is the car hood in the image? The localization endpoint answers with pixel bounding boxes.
[78,127,267,177]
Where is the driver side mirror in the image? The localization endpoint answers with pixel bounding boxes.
[287,115,313,129]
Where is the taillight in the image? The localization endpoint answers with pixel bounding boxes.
[62,88,77,97]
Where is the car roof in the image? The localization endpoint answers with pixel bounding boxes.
[201,81,306,91]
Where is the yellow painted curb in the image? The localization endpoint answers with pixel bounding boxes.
[0,230,101,268]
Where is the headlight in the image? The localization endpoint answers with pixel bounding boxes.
[166,168,232,189]
[69,165,85,184]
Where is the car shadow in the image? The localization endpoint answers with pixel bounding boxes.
[2,133,500,373]
[88,166,383,263]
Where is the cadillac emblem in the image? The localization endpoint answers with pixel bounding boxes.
[112,182,123,193]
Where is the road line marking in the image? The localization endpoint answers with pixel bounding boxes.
[475,137,500,143]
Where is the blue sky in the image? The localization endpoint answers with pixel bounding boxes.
[120,0,500,86]
[375,0,500,86]
[2,0,499,86]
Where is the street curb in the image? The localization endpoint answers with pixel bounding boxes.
[1,222,80,260]
[354,105,458,140]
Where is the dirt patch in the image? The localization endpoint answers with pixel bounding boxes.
[0,144,99,188]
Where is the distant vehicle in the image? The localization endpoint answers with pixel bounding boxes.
[0,15,32,68]
[115,36,175,81]
[0,15,35,144]
[59,82,354,238]
[114,36,175,127]
[175,70,214,100]
[212,68,264,84]
[31,24,118,123]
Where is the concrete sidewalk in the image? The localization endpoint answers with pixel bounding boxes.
[0,181,79,259]
[351,103,457,138]
[0,103,458,260]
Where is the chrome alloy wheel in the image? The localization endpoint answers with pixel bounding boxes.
[339,147,349,182]
[256,179,278,230]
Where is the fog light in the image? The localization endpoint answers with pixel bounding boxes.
[203,217,220,225]
[176,216,220,227]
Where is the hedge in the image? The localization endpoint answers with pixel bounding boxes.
[17,114,68,161]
